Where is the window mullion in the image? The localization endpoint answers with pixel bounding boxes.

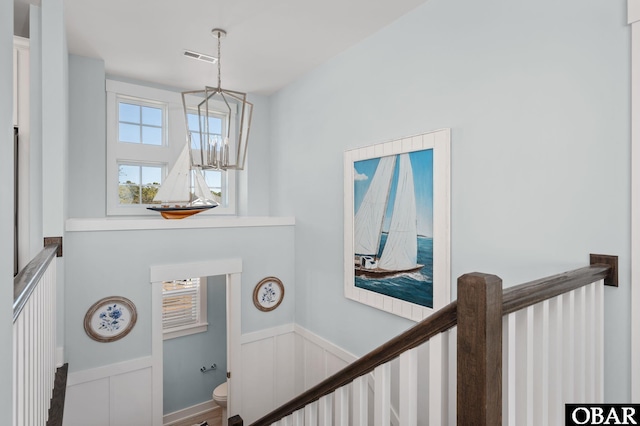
[138,165,143,203]
[139,106,143,145]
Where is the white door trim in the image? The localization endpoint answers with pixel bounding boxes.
[150,258,243,424]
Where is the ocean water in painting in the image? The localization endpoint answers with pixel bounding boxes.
[355,233,433,308]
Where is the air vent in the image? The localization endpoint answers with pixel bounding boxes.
[183,50,217,64]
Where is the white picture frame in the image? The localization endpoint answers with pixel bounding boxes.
[344,129,451,321]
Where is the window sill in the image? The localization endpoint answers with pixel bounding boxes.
[65,216,296,232]
[163,323,208,340]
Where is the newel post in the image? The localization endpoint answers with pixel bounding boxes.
[457,273,503,426]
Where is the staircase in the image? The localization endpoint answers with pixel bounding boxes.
[13,243,66,426]
[230,254,616,426]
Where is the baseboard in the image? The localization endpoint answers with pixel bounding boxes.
[163,400,218,425]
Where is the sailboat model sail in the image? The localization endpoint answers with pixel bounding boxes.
[147,143,219,219]
[354,153,423,278]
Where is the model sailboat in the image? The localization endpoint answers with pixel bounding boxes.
[354,153,422,278]
[147,143,219,219]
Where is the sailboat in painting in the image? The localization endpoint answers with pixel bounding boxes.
[354,153,423,278]
[147,143,219,219]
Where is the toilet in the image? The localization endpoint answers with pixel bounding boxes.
[212,381,227,421]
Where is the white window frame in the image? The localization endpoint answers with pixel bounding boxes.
[162,277,208,340]
[106,79,237,216]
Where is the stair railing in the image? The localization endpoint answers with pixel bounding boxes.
[13,243,60,426]
[247,255,616,426]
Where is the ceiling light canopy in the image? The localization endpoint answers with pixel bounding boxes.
[181,28,253,171]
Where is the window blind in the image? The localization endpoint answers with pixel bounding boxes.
[162,278,201,330]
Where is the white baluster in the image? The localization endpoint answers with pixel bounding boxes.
[16,314,25,426]
[374,363,390,426]
[562,290,576,404]
[584,282,596,402]
[281,414,293,426]
[334,385,348,426]
[352,376,368,426]
[293,408,305,425]
[318,394,332,426]
[574,286,586,402]
[515,307,533,426]
[428,334,444,426]
[594,280,604,402]
[305,400,318,426]
[547,295,563,425]
[446,327,457,424]
[532,301,549,425]
[28,300,34,426]
[400,348,418,426]
[503,313,516,426]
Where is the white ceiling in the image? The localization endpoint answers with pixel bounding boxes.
[42,0,429,95]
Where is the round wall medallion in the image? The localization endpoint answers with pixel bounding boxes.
[253,277,284,312]
[84,296,138,343]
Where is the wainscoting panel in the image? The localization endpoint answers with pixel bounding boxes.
[241,336,275,423]
[275,332,297,406]
[111,367,153,425]
[294,325,357,394]
[63,377,110,426]
[239,324,294,424]
[301,338,326,390]
[63,357,153,426]
[238,324,357,423]
[63,326,358,425]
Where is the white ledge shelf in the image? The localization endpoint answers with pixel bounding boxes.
[66,216,296,232]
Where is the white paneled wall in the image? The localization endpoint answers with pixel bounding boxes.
[63,357,153,426]
[238,324,358,424]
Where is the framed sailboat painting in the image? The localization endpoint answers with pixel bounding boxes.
[344,129,450,321]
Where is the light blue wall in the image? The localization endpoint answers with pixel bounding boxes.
[239,94,271,216]
[270,0,630,402]
[163,275,227,414]
[29,5,43,260]
[1,0,15,422]
[64,226,294,371]
[41,0,68,237]
[68,55,106,218]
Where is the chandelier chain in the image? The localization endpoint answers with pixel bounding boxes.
[217,31,222,89]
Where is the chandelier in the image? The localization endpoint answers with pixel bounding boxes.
[181,28,253,170]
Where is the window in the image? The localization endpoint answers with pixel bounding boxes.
[162,277,207,340]
[106,79,237,216]
[187,111,222,149]
[118,102,163,145]
[118,163,163,205]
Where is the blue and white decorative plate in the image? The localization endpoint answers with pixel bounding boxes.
[253,277,284,312]
[84,296,137,342]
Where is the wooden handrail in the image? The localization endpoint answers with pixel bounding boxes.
[249,262,613,426]
[502,265,610,315]
[13,244,59,322]
[250,302,458,426]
